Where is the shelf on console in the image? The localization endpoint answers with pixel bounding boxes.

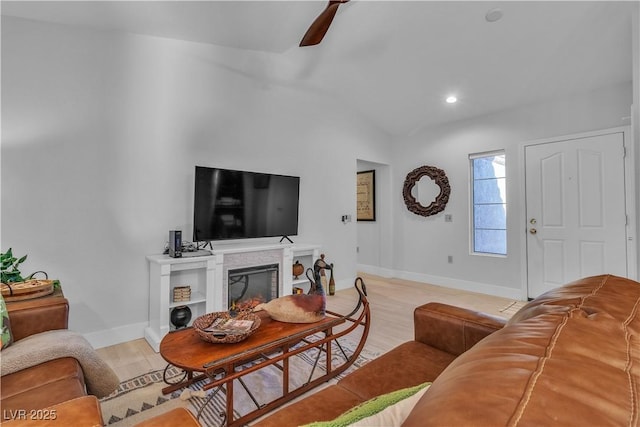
[169,291,206,309]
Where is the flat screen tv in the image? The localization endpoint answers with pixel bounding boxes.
[193,166,300,242]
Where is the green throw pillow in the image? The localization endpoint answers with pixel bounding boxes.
[304,382,431,427]
[1,294,13,350]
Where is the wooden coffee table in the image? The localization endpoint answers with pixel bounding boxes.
[159,279,370,427]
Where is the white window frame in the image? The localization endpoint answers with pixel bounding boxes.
[469,150,507,256]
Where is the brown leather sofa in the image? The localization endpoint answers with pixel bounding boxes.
[255,274,640,426]
[0,293,102,423]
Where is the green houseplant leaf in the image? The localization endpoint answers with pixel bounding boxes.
[1,248,27,284]
[0,249,60,290]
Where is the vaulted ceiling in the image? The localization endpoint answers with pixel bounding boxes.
[2,1,635,136]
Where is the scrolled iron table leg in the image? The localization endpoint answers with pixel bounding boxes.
[163,363,188,385]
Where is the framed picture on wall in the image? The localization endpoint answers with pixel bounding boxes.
[357,170,376,221]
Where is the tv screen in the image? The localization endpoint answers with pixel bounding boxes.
[193,166,300,242]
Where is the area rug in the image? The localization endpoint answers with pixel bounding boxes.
[100,336,378,427]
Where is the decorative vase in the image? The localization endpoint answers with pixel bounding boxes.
[170,305,192,329]
[328,264,336,296]
[292,260,304,279]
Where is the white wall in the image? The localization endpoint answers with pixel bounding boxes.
[356,160,393,276]
[389,82,633,299]
[1,17,391,347]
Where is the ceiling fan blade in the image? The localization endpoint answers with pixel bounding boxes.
[300,1,346,47]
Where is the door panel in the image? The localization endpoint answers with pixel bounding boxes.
[525,132,627,298]
[541,153,564,226]
[542,240,564,285]
[578,150,604,227]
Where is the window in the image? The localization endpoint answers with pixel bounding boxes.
[470,151,506,255]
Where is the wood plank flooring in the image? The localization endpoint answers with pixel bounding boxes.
[97,273,520,380]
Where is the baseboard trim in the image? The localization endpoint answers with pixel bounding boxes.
[393,270,524,300]
[356,264,394,278]
[83,321,148,349]
[357,264,523,300]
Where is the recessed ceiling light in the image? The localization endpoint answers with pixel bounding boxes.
[485,8,503,23]
[446,96,457,104]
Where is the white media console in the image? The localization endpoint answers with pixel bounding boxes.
[144,242,320,352]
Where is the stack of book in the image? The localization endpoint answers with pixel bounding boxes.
[173,285,191,302]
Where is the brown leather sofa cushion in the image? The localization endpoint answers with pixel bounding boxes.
[403,274,640,426]
[1,357,86,413]
[338,341,456,401]
[2,396,103,427]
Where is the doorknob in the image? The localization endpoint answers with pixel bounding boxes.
[529,228,537,235]
[530,218,537,225]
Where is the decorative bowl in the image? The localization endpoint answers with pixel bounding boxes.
[192,311,261,344]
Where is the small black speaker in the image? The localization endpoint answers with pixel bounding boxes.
[169,230,182,258]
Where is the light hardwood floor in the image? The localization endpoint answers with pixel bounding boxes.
[97,273,521,380]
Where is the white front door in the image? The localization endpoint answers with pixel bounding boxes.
[525,131,628,298]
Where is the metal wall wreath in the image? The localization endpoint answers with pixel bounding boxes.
[402,165,451,217]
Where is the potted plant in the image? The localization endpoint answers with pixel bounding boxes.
[1,249,59,301]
